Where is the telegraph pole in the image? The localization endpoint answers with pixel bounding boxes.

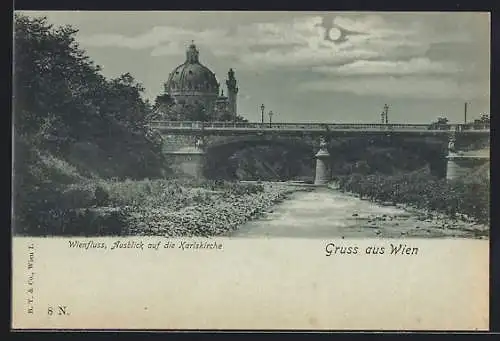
[260,104,265,126]
[464,102,468,124]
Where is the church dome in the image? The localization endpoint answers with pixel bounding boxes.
[165,42,219,96]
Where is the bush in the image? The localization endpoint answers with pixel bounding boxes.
[99,178,265,210]
[32,208,126,236]
[335,169,489,224]
[60,183,98,209]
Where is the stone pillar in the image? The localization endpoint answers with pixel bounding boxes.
[192,136,205,180]
[445,130,489,180]
[178,136,205,180]
[445,131,456,181]
[314,137,331,185]
[189,154,205,180]
[445,130,463,181]
[446,156,466,181]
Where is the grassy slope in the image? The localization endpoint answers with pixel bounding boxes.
[14,148,303,236]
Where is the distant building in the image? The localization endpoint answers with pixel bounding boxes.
[163,42,238,120]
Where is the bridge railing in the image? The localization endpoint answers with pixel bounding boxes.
[148,121,490,132]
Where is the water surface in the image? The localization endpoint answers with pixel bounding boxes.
[232,188,487,239]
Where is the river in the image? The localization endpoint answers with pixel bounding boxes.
[231,187,488,239]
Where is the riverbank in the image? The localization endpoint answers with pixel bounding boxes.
[30,180,313,237]
[333,170,489,225]
[233,187,489,239]
[123,182,313,236]
[327,185,489,239]
[19,176,488,239]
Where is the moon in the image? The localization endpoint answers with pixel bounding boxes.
[328,27,342,41]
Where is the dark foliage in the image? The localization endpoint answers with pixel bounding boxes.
[153,90,248,122]
[13,14,168,179]
[336,168,490,224]
[13,14,171,234]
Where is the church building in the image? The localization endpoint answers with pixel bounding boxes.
[163,41,239,121]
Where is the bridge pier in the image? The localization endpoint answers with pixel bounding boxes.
[183,151,205,180]
[445,132,489,180]
[314,137,331,185]
[165,136,206,180]
[446,155,489,181]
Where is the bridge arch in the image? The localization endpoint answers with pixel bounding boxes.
[155,122,489,182]
[202,135,316,181]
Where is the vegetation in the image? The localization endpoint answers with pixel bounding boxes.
[428,116,450,130]
[12,14,171,234]
[100,178,264,209]
[16,174,288,237]
[335,167,490,224]
[14,14,167,179]
[12,14,489,236]
[11,14,290,237]
[468,113,490,129]
[152,91,248,122]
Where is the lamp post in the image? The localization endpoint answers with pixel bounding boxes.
[260,104,265,126]
[269,110,273,128]
[383,104,389,124]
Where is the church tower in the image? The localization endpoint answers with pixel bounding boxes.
[225,68,238,119]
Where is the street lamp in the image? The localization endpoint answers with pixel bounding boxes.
[383,104,389,124]
[269,110,273,128]
[260,104,265,126]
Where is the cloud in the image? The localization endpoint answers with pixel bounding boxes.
[150,42,185,57]
[75,12,487,100]
[221,14,469,70]
[78,25,229,51]
[76,15,403,61]
[77,13,477,70]
[298,76,487,100]
[312,58,463,76]
[78,27,181,49]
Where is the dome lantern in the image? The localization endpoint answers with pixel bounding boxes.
[186,40,199,64]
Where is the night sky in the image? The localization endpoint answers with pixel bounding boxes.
[18,11,490,124]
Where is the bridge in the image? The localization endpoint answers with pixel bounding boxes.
[149,121,489,135]
[149,121,490,184]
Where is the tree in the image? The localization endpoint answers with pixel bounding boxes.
[429,116,449,130]
[436,116,449,125]
[477,113,490,125]
[353,160,371,175]
[13,13,168,178]
[100,72,151,131]
[479,113,490,122]
[14,14,105,143]
[152,93,176,119]
[151,89,249,123]
[469,113,490,130]
[187,102,210,121]
[215,109,249,123]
